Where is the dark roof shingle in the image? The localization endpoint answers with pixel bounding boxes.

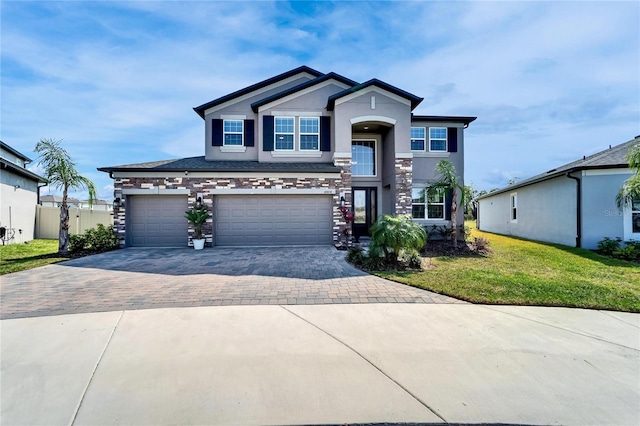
[479,136,639,198]
[98,156,341,173]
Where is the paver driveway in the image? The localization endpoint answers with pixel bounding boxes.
[1,246,464,319]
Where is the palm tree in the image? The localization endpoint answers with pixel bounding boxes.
[35,138,96,254]
[369,214,426,265]
[616,142,640,208]
[431,159,464,248]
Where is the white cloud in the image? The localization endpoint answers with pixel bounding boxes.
[1,0,638,195]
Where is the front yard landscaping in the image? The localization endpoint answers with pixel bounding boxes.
[374,225,640,312]
[0,239,69,275]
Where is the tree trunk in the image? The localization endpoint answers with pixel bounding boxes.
[59,188,70,254]
[451,193,458,248]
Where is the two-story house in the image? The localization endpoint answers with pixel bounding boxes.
[99,66,475,247]
[0,141,47,244]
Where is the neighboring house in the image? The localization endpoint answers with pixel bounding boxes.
[40,195,113,211]
[40,195,80,208]
[477,136,640,249]
[77,199,113,211]
[99,66,476,247]
[0,141,47,244]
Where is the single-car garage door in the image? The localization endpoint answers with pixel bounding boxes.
[215,195,332,246]
[128,195,188,247]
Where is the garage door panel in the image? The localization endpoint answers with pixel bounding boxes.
[128,196,187,247]
[215,195,331,246]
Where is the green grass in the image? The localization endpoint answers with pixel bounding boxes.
[375,225,640,312]
[0,240,69,275]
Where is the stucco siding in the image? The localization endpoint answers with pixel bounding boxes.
[204,75,315,161]
[478,176,577,247]
[0,170,39,243]
[581,170,634,248]
[333,90,412,154]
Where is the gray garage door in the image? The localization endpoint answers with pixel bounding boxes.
[215,195,332,246]
[128,195,188,247]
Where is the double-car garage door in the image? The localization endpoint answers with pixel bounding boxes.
[215,195,332,246]
[127,194,332,247]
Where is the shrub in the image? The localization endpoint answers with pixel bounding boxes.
[69,233,88,253]
[613,245,640,262]
[69,224,119,254]
[346,246,365,264]
[471,236,492,254]
[369,214,427,265]
[597,237,622,256]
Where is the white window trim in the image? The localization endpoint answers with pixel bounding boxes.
[270,151,323,158]
[623,197,640,240]
[299,116,320,151]
[412,186,446,220]
[510,193,518,223]
[411,126,426,152]
[429,127,448,152]
[220,146,247,153]
[223,119,244,147]
[427,187,446,220]
[274,116,295,151]
[351,139,377,177]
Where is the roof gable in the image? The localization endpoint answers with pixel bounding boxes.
[327,78,423,111]
[193,66,324,118]
[251,72,358,112]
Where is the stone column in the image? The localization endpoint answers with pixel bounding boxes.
[333,156,352,244]
[394,157,413,215]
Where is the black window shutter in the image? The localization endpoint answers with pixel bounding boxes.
[320,116,331,152]
[244,120,255,147]
[212,119,223,146]
[263,115,274,151]
[445,189,454,220]
[447,127,458,152]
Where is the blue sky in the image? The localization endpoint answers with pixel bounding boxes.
[2,0,639,200]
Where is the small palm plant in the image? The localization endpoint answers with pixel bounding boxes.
[369,214,427,265]
[185,206,209,240]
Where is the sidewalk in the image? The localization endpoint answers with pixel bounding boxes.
[2,304,639,425]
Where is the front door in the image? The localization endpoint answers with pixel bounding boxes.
[352,187,377,242]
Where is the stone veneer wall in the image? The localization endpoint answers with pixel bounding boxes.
[394,158,413,215]
[113,173,354,247]
[333,157,353,238]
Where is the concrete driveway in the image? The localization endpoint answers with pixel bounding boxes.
[1,246,463,319]
[2,304,638,425]
[2,247,639,425]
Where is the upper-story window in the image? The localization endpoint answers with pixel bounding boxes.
[411,127,426,151]
[275,117,295,150]
[352,140,376,176]
[223,120,244,146]
[299,117,320,150]
[429,127,447,152]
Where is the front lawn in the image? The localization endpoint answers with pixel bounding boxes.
[0,240,69,275]
[375,226,640,312]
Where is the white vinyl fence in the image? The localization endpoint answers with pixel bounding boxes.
[35,205,114,239]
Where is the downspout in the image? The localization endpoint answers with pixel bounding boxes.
[566,171,581,248]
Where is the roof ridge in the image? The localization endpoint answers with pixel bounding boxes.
[193,66,324,118]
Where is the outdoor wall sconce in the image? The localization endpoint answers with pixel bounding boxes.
[195,196,203,209]
[114,197,124,208]
[340,196,346,207]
